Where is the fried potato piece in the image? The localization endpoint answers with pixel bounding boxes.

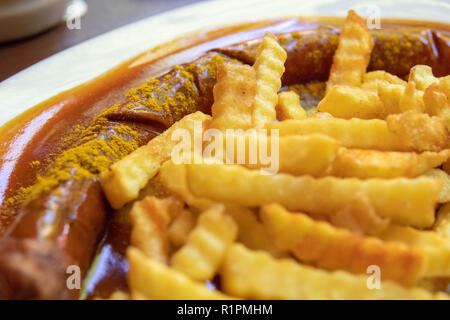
[386,111,448,152]
[128,247,231,300]
[408,65,439,91]
[423,83,450,130]
[130,196,174,264]
[376,224,450,277]
[159,161,286,257]
[260,204,425,286]
[252,33,287,128]
[168,209,197,249]
[166,162,441,227]
[326,10,374,92]
[221,244,447,300]
[328,148,450,179]
[424,169,450,203]
[375,82,405,115]
[399,81,425,113]
[267,118,410,151]
[170,205,237,281]
[318,85,384,119]
[209,61,256,130]
[363,71,407,87]
[327,194,389,235]
[435,203,450,238]
[276,91,306,120]
[214,133,340,176]
[100,111,210,209]
[226,204,287,258]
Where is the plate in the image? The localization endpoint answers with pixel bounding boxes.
[0,0,448,128]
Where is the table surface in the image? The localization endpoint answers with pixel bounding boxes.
[0,0,205,82]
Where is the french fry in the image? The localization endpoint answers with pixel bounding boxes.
[276,91,306,120]
[424,169,450,203]
[129,196,173,264]
[327,193,389,235]
[221,244,447,300]
[212,133,340,176]
[170,205,237,281]
[376,82,405,115]
[423,83,450,130]
[252,33,287,128]
[260,204,425,285]
[386,111,448,152]
[225,203,287,258]
[100,111,210,209]
[408,65,439,91]
[328,148,450,178]
[326,10,374,92]
[376,224,450,277]
[166,162,441,227]
[435,203,450,238]
[267,118,411,151]
[127,247,231,300]
[363,71,407,86]
[318,85,384,119]
[168,209,197,248]
[208,61,256,131]
[399,81,425,113]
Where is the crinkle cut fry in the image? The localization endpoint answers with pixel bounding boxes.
[171,162,440,228]
[100,111,210,209]
[267,117,447,152]
[209,61,256,130]
[260,203,425,286]
[328,148,450,179]
[252,33,287,128]
[221,244,448,300]
[326,10,374,92]
[170,205,237,281]
[129,196,172,264]
[127,247,233,300]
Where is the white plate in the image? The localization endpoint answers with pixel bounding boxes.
[0,0,448,128]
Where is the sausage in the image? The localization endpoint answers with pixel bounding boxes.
[217,27,450,83]
[2,21,450,299]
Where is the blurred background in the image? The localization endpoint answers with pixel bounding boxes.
[0,0,207,81]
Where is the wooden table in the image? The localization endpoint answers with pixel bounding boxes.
[0,0,205,81]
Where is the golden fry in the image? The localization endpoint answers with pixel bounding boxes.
[424,169,450,203]
[225,203,287,258]
[128,247,231,300]
[276,91,306,120]
[212,133,340,176]
[164,162,441,228]
[209,61,256,130]
[328,148,450,178]
[386,111,448,152]
[435,203,450,238]
[399,81,425,113]
[326,10,374,92]
[100,111,210,209]
[267,118,410,151]
[376,224,450,277]
[221,244,447,300]
[408,65,439,91]
[168,209,197,248]
[318,85,384,119]
[170,205,237,281]
[363,71,407,86]
[129,196,172,264]
[260,204,425,285]
[327,193,389,235]
[252,33,287,128]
